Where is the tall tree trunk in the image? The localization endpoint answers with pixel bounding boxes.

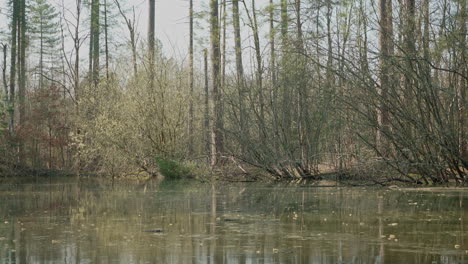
[233,0,246,136]
[358,0,369,75]
[221,0,227,88]
[403,0,416,105]
[104,0,110,81]
[251,0,264,126]
[210,0,224,166]
[148,0,156,90]
[204,49,210,163]
[269,0,278,152]
[90,0,100,86]
[422,0,430,79]
[326,0,333,83]
[295,0,308,170]
[9,0,18,136]
[295,0,303,49]
[458,0,467,161]
[2,44,7,103]
[377,0,393,157]
[280,0,288,47]
[74,0,82,103]
[280,0,290,148]
[270,0,276,87]
[39,21,44,90]
[18,0,27,163]
[188,0,194,155]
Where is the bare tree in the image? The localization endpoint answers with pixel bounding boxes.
[113,0,138,76]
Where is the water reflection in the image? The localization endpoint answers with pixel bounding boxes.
[0,179,467,263]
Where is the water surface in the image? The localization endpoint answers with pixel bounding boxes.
[0,179,467,263]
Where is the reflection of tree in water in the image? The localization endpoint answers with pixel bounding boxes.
[0,181,467,263]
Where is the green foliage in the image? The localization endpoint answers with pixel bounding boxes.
[155,156,192,180]
[28,0,61,89]
[28,0,60,52]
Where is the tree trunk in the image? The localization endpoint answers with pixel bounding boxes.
[326,0,333,83]
[188,0,194,155]
[295,0,308,171]
[280,0,290,146]
[210,0,224,166]
[18,0,27,163]
[90,0,100,86]
[148,0,155,90]
[422,0,430,79]
[270,0,276,89]
[269,0,279,153]
[377,0,393,157]
[221,0,227,88]
[295,0,303,49]
[233,0,246,136]
[1,44,7,102]
[9,0,18,136]
[204,49,210,163]
[358,0,369,75]
[74,0,82,103]
[104,0,110,81]
[458,0,467,161]
[39,20,44,90]
[403,0,416,105]
[251,0,264,125]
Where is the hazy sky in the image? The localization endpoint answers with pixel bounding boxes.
[0,0,273,72]
[0,0,211,54]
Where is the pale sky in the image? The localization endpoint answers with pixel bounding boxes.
[0,0,212,54]
[1,0,273,68]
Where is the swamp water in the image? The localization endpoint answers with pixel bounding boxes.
[0,179,467,264]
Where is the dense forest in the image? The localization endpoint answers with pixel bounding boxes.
[0,0,466,184]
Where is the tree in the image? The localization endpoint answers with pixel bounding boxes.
[402,0,416,104]
[103,0,109,80]
[89,0,100,86]
[204,49,210,161]
[18,0,27,131]
[456,0,467,161]
[9,0,19,136]
[243,0,263,125]
[188,0,194,155]
[269,0,276,88]
[1,44,7,102]
[210,0,223,166]
[60,0,84,103]
[279,0,290,139]
[233,0,246,137]
[148,0,155,90]
[377,0,393,157]
[29,0,61,90]
[113,0,138,76]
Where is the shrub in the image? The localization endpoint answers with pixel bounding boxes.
[155,156,192,180]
